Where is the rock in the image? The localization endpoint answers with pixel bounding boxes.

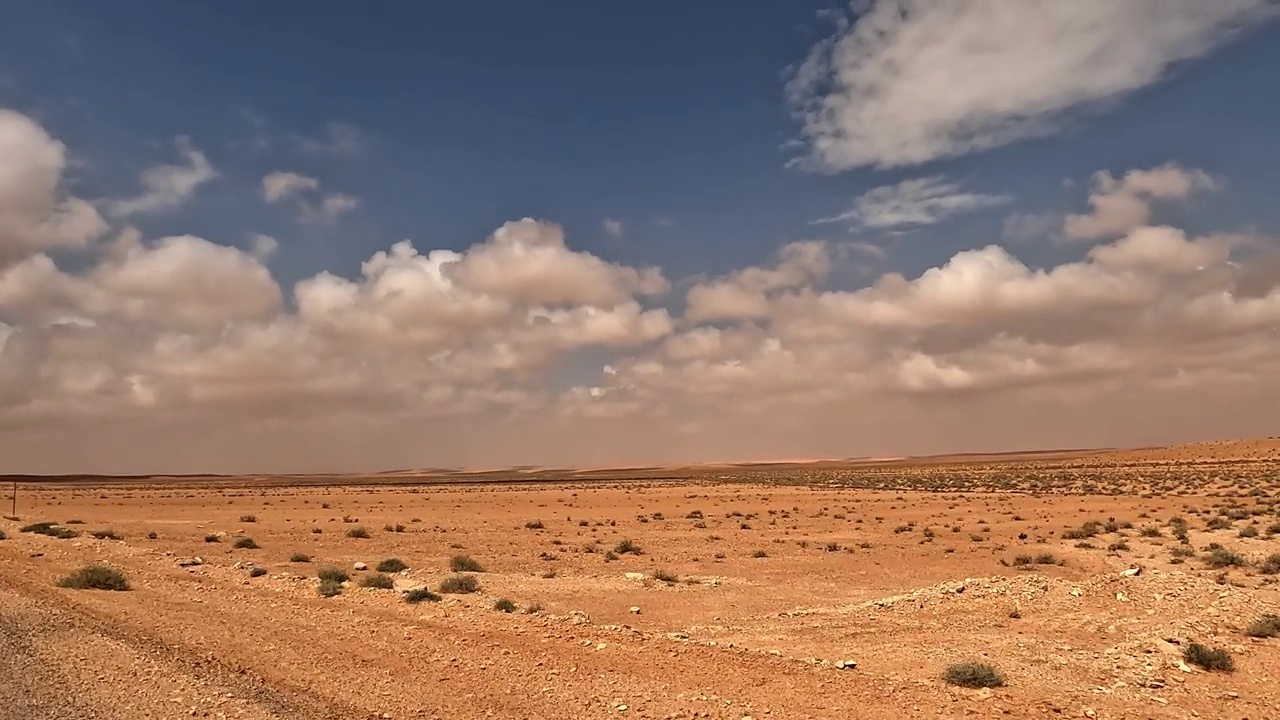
[954,584,965,594]
[177,557,203,567]
[1116,592,1128,602]
[1070,587,1082,597]
[393,578,425,593]
[354,562,368,571]
[1121,567,1141,577]
[835,660,857,670]
[568,610,591,625]
[629,606,641,614]
[624,572,646,581]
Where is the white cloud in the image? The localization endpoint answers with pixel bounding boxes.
[0,109,108,269]
[815,176,1009,229]
[249,233,278,259]
[3,102,1279,472]
[295,122,365,156]
[261,171,319,203]
[106,137,217,217]
[1064,163,1217,240]
[603,218,624,238]
[298,193,360,224]
[787,0,1276,170]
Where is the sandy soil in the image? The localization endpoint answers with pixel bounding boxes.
[2,439,1278,719]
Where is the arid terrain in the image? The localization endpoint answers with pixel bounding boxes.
[3,438,1280,720]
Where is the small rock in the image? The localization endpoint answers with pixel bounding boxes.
[1121,567,1141,577]
[629,606,641,614]
[624,572,646,581]
[954,584,965,594]
[354,562,368,571]
[1116,592,1128,602]
[835,660,857,670]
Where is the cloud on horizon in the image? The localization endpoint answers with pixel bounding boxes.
[2,107,1278,473]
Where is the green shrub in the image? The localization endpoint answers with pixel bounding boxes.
[449,555,484,572]
[359,573,394,589]
[942,662,1005,688]
[248,567,267,578]
[614,539,642,555]
[1258,553,1280,575]
[404,587,440,604]
[289,552,311,563]
[377,558,409,573]
[318,578,343,598]
[1183,642,1234,672]
[1204,547,1245,568]
[346,526,371,539]
[1244,613,1280,638]
[439,574,480,594]
[233,536,259,549]
[317,566,349,583]
[494,597,517,613]
[57,565,129,591]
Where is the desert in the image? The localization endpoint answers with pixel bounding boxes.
[3,438,1279,719]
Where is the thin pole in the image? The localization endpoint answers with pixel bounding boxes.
[10,481,15,518]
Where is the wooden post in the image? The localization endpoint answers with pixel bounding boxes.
[10,480,15,518]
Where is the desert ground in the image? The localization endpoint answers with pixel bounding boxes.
[2,439,1279,720]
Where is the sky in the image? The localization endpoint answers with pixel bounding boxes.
[1,0,1279,473]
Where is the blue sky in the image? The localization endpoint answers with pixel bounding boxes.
[2,1,1279,472]
[5,0,1275,288]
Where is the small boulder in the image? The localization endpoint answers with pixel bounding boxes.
[629,606,641,614]
[835,659,857,670]
[354,561,368,571]
[1121,567,1141,577]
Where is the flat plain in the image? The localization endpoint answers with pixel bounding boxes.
[2,438,1279,719]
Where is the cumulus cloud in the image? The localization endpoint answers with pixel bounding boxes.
[814,176,1009,229]
[106,137,217,217]
[788,0,1275,170]
[261,171,319,203]
[298,193,360,224]
[3,107,1279,472]
[603,218,624,238]
[0,109,108,268]
[1064,163,1217,240]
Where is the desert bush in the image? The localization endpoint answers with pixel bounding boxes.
[318,578,343,598]
[233,537,259,549]
[1171,545,1196,558]
[1139,526,1162,538]
[317,566,349,583]
[204,534,220,543]
[239,514,257,523]
[90,528,122,540]
[1062,521,1104,540]
[359,573,394,589]
[1107,541,1130,552]
[383,523,406,533]
[1206,516,1233,531]
[346,526,371,539]
[0,530,6,540]
[1244,613,1280,638]
[614,539,642,555]
[439,574,480,594]
[1267,522,1280,536]
[1258,553,1280,575]
[289,552,311,563]
[64,519,85,525]
[146,531,158,539]
[942,662,1005,688]
[377,558,409,573]
[1034,553,1060,565]
[686,510,704,519]
[525,602,545,614]
[1183,642,1234,672]
[57,565,129,591]
[524,519,545,530]
[1012,554,1034,567]
[1239,526,1260,539]
[249,567,267,578]
[494,597,517,613]
[449,555,484,572]
[652,569,678,583]
[603,551,619,562]
[404,587,441,603]
[20,521,80,539]
[1204,547,1245,568]
[751,549,768,558]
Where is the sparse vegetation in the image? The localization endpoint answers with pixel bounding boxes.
[249,567,267,578]
[449,555,484,572]
[1204,547,1245,568]
[289,552,311,563]
[318,578,343,598]
[1183,642,1234,672]
[233,536,259,549]
[204,534,220,543]
[494,597,517,613]
[751,549,768,558]
[239,514,257,523]
[20,521,80,539]
[346,526,371,539]
[404,587,441,604]
[57,565,130,591]
[1244,614,1280,638]
[524,519,545,530]
[377,558,409,573]
[652,569,678,583]
[614,539,642,555]
[90,528,122,540]
[359,573,395,589]
[1258,553,1280,575]
[439,574,480,594]
[317,566,349,584]
[942,662,1005,688]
